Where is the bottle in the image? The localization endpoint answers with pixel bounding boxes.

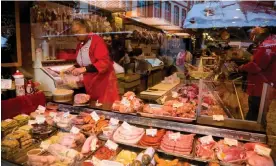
[13,70,25,96]
[42,40,49,60]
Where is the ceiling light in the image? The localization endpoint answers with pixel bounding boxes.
[232,21,236,23]
[236,8,240,11]
[234,16,239,19]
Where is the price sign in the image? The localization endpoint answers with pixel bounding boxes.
[121,97,130,107]
[169,132,181,141]
[90,111,100,122]
[63,112,70,118]
[35,115,46,124]
[254,144,271,157]
[213,115,224,121]
[1,79,12,89]
[199,135,214,145]
[171,91,179,98]
[224,138,238,146]
[122,121,132,130]
[202,103,210,108]
[70,126,80,134]
[28,120,36,126]
[146,129,157,137]
[109,118,119,126]
[21,114,28,117]
[37,105,46,112]
[105,140,118,150]
[172,102,183,108]
[49,112,57,118]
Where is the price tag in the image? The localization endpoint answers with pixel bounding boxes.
[199,135,214,145]
[224,138,238,146]
[109,118,119,126]
[49,112,57,118]
[35,115,46,124]
[171,91,179,98]
[254,144,271,157]
[105,140,118,151]
[146,129,157,137]
[160,95,167,104]
[90,111,100,122]
[169,132,181,141]
[63,112,70,118]
[213,115,224,121]
[37,105,46,112]
[40,141,50,150]
[172,102,183,108]
[202,103,210,108]
[1,79,12,89]
[121,97,130,107]
[122,121,132,130]
[70,126,80,134]
[28,120,36,126]
[15,78,24,85]
[5,119,12,122]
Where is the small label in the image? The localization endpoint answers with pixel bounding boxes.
[63,112,70,118]
[199,135,214,145]
[121,97,130,107]
[35,109,45,114]
[224,138,238,146]
[254,144,271,157]
[35,115,46,124]
[70,126,80,134]
[15,78,24,86]
[28,120,36,126]
[171,91,179,98]
[169,132,181,141]
[146,129,157,137]
[105,140,118,150]
[109,118,119,126]
[172,102,183,108]
[213,115,224,121]
[5,119,12,122]
[202,103,210,108]
[37,105,46,111]
[1,79,12,89]
[40,141,50,150]
[49,112,57,118]
[122,121,132,130]
[91,111,100,122]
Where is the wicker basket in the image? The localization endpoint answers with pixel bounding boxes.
[52,89,73,103]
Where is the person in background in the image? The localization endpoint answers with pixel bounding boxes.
[238,27,276,121]
[65,18,119,104]
[176,47,193,72]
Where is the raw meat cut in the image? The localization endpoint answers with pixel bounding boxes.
[216,140,246,163]
[74,94,90,104]
[246,151,274,166]
[195,138,216,160]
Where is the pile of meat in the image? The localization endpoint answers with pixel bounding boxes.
[112,92,144,113]
[160,131,195,155]
[71,112,109,136]
[113,123,145,145]
[176,84,199,102]
[142,101,196,119]
[27,154,57,166]
[74,94,90,104]
[58,132,86,148]
[216,140,246,163]
[139,129,166,148]
[244,143,274,166]
[94,146,117,160]
[195,136,216,160]
[201,105,227,117]
[54,112,76,131]
[81,135,99,154]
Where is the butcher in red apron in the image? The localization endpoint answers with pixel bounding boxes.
[66,18,119,104]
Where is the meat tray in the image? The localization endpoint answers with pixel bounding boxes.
[138,112,196,123]
[193,138,219,163]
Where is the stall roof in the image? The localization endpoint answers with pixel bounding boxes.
[184,1,276,29]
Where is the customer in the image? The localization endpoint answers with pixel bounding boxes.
[65,18,119,104]
[238,27,276,121]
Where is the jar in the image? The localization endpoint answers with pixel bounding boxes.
[13,70,25,96]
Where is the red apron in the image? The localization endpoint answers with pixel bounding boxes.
[75,34,120,104]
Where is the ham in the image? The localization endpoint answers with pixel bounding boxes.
[244,142,268,151]
[113,124,144,145]
[81,135,98,154]
[74,94,90,104]
[246,151,274,166]
[216,140,246,163]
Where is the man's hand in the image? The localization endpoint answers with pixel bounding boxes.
[72,67,86,76]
